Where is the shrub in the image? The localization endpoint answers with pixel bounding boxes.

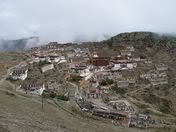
[102,94,110,103]
[111,84,126,95]
[57,94,69,101]
[100,80,107,86]
[159,104,170,114]
[6,76,14,81]
[71,75,81,82]
[106,78,114,85]
[49,91,57,98]
[100,78,114,86]
[48,91,69,101]
[38,61,51,67]
[6,91,16,97]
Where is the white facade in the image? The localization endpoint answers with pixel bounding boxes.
[58,59,67,64]
[112,63,137,71]
[41,64,54,72]
[74,48,81,53]
[32,57,40,63]
[130,57,141,62]
[32,56,48,63]
[67,52,75,58]
[127,63,137,69]
[120,50,132,56]
[10,69,28,80]
[79,66,91,78]
[112,63,121,71]
[21,84,45,95]
[49,57,60,63]
[39,57,47,62]
[57,56,67,64]
[127,45,135,52]
[28,87,45,95]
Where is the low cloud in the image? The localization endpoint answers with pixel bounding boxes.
[0,0,176,43]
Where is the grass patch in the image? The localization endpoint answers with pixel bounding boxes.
[5,91,16,97]
[100,78,114,86]
[0,52,28,62]
[70,75,81,82]
[47,91,69,101]
[110,84,126,96]
[140,108,165,117]
[159,104,171,114]
[0,52,28,79]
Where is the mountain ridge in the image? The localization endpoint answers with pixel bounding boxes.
[0,36,39,51]
[0,31,176,53]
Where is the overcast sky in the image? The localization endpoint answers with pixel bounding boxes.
[0,0,176,42]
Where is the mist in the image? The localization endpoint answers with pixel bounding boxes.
[0,0,176,43]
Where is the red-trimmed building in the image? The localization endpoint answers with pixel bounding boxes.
[92,57,110,67]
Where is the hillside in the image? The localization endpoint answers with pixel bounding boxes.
[0,52,28,80]
[0,31,176,132]
[0,50,148,132]
[0,71,148,132]
[108,32,176,59]
[77,31,176,117]
[106,32,176,116]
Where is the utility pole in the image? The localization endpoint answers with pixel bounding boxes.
[42,93,44,111]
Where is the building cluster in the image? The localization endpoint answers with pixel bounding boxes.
[9,43,170,98]
[78,100,162,129]
[76,45,140,101]
[29,42,65,53]
[7,42,170,129]
[108,100,135,114]
[29,53,67,64]
[9,43,66,95]
[125,114,163,128]
[9,43,90,96]
[140,64,168,86]
[9,66,46,96]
